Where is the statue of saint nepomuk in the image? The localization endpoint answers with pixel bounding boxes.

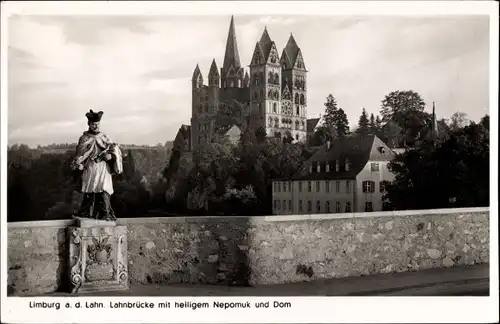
[71,110,123,221]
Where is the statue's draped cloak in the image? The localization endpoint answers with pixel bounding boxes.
[73,131,123,195]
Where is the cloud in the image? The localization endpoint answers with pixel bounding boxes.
[6,14,490,147]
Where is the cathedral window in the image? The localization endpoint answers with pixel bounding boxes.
[199,104,203,113]
[296,105,300,116]
[295,121,299,130]
[259,102,264,115]
[259,72,264,85]
[268,117,273,126]
[260,89,264,98]
[268,72,273,83]
[294,93,299,104]
[274,73,279,85]
[273,103,277,113]
[274,118,279,128]
[300,94,305,105]
[270,53,277,63]
[301,121,305,129]
[204,104,208,113]
[268,89,273,98]
[282,63,286,70]
[274,90,279,100]
[296,134,299,140]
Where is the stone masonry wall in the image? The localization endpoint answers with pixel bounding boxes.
[247,208,489,284]
[7,208,489,296]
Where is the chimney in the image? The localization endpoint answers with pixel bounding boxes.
[326,141,331,150]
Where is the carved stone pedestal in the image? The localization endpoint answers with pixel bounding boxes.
[68,218,129,294]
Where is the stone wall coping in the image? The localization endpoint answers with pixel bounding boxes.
[7,207,489,229]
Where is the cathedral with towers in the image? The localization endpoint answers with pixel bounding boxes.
[190,16,308,150]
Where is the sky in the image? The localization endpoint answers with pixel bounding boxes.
[7,14,490,147]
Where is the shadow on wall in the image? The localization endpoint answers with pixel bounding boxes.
[127,217,252,288]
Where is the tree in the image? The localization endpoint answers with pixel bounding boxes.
[356,108,369,136]
[380,90,429,146]
[381,90,426,122]
[375,115,383,132]
[321,94,351,139]
[335,108,350,138]
[385,122,489,210]
[449,112,469,131]
[322,94,339,140]
[380,120,403,148]
[369,113,376,135]
[309,126,330,146]
[480,114,489,130]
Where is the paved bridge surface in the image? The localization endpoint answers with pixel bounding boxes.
[63,264,489,297]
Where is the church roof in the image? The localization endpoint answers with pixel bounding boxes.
[191,64,202,81]
[209,59,219,77]
[222,16,241,72]
[258,27,274,61]
[307,118,320,131]
[283,34,300,66]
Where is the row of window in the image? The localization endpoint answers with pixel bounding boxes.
[197,123,210,132]
[273,180,388,193]
[309,161,381,174]
[274,200,374,213]
[268,117,305,130]
[271,103,303,117]
[252,91,306,104]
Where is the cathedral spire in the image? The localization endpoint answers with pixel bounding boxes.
[222,15,241,72]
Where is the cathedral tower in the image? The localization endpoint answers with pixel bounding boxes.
[249,27,282,136]
[221,16,244,88]
[281,34,308,142]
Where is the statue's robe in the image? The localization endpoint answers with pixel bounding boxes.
[73,131,123,220]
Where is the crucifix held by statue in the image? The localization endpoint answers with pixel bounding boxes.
[71,110,123,221]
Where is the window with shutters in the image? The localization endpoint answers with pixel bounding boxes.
[362,181,376,193]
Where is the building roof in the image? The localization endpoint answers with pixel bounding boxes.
[306,118,320,132]
[276,135,395,181]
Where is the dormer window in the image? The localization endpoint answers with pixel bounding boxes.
[325,163,330,172]
[345,159,350,171]
[378,146,387,154]
[316,163,321,173]
[335,160,340,172]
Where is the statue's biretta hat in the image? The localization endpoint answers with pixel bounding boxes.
[85,110,103,123]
